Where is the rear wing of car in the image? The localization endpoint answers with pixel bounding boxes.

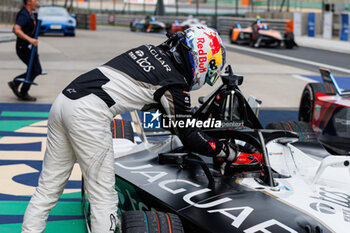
[319,68,350,96]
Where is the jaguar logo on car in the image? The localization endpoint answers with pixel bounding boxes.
[115,162,298,233]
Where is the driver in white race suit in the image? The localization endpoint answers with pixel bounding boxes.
[22,26,237,233]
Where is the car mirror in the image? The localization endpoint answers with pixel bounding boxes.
[71,14,76,18]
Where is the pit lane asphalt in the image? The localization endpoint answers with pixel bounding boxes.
[0,26,320,108]
[99,27,350,76]
[223,42,350,76]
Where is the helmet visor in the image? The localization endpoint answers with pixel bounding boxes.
[205,69,220,86]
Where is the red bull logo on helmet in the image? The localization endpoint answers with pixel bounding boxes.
[203,31,221,55]
[203,31,223,72]
[197,37,207,73]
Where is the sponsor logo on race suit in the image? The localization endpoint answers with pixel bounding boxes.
[66,88,77,93]
[146,45,172,72]
[128,51,155,72]
[128,51,137,60]
[136,57,155,72]
[135,50,144,57]
[115,162,298,233]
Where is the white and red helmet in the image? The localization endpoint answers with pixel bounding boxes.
[183,26,226,90]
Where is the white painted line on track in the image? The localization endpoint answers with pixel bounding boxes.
[225,43,350,74]
[291,74,318,83]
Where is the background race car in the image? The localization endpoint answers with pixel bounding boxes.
[38,6,76,36]
[299,68,350,155]
[130,16,165,33]
[170,16,207,33]
[229,22,297,48]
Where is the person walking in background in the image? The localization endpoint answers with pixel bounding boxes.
[8,0,42,101]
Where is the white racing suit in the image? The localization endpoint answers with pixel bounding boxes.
[22,44,223,233]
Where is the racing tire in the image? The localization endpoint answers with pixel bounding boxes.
[111,119,134,143]
[265,121,317,142]
[298,82,336,123]
[121,211,184,233]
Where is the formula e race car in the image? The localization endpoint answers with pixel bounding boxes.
[229,23,297,48]
[130,16,166,33]
[81,66,350,233]
[299,68,350,155]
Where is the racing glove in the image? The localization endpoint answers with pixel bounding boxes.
[216,142,239,175]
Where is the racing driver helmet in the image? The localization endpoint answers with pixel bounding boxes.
[183,26,226,90]
[163,26,226,91]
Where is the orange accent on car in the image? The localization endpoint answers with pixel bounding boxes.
[286,122,294,131]
[165,213,172,233]
[147,24,152,32]
[232,28,241,41]
[113,120,116,138]
[121,120,125,138]
[154,212,160,233]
